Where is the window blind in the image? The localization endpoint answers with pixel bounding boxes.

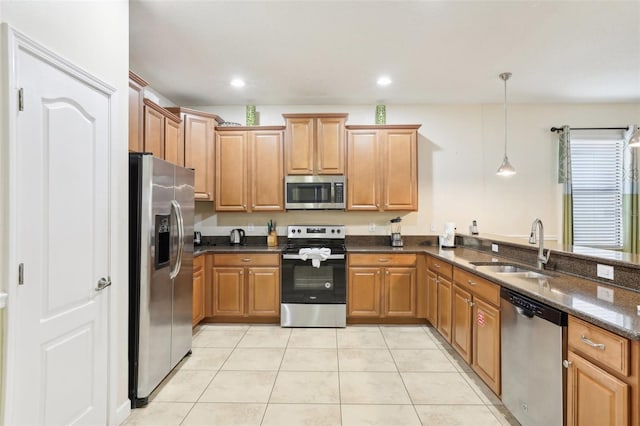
[570,138,623,249]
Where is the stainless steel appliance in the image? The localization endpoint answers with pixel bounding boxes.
[128,153,194,408]
[285,175,345,210]
[390,216,403,247]
[230,228,246,245]
[501,287,567,426]
[440,222,456,248]
[281,225,346,327]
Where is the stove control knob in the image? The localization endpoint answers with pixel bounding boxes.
[336,229,341,234]
[331,229,335,233]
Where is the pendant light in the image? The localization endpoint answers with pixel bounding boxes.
[630,126,640,148]
[496,72,516,176]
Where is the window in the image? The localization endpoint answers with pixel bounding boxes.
[570,136,623,249]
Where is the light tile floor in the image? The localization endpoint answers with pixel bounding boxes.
[124,324,520,426]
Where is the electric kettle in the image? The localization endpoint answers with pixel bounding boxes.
[230,228,246,245]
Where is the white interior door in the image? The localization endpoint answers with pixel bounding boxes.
[5,33,112,425]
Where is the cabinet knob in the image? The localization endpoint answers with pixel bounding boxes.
[386,271,389,275]
[469,301,475,307]
[562,360,572,369]
[249,270,253,275]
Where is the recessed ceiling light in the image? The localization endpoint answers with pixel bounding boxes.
[377,76,392,86]
[230,78,245,88]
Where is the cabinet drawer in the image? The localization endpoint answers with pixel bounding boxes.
[348,253,416,267]
[568,316,630,376]
[453,268,500,306]
[427,256,453,280]
[214,253,280,266]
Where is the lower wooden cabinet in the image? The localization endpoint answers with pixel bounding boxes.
[566,315,638,426]
[436,276,452,342]
[192,255,205,326]
[209,253,280,320]
[426,269,438,325]
[452,284,473,363]
[566,351,629,426]
[347,254,417,320]
[472,298,500,395]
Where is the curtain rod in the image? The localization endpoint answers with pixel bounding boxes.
[550,126,630,133]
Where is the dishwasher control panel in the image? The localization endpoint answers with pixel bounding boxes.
[501,287,567,326]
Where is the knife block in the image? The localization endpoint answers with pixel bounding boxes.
[267,231,278,247]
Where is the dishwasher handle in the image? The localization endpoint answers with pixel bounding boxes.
[515,306,534,318]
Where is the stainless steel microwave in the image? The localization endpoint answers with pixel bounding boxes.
[285,175,346,210]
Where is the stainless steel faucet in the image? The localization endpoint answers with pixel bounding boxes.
[529,218,550,269]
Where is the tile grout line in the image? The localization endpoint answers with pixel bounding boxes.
[258,326,292,426]
[178,325,251,426]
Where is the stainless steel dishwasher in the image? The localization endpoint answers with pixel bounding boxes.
[501,287,567,426]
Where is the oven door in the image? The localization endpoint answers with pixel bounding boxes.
[281,255,346,304]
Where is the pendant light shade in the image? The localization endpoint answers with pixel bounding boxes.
[496,72,516,176]
[630,127,640,148]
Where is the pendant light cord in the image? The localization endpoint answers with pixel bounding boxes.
[503,74,508,157]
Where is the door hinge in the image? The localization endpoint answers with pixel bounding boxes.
[18,88,24,111]
[18,263,24,285]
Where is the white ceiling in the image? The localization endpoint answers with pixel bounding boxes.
[130,0,640,106]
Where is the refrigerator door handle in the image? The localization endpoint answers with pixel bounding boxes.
[169,200,184,279]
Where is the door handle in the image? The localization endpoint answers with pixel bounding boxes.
[96,277,112,291]
[170,200,185,280]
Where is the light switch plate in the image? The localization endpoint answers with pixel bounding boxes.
[491,243,499,253]
[596,264,614,280]
[597,286,614,303]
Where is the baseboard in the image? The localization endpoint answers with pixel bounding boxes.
[115,399,131,425]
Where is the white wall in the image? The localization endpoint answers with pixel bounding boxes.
[194,103,639,241]
[0,1,130,423]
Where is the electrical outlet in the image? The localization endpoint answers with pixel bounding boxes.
[430,224,436,232]
[597,264,614,280]
[597,286,614,303]
[368,223,376,232]
[248,223,254,232]
[491,243,499,253]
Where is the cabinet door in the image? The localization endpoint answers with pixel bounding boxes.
[472,298,501,395]
[426,270,438,326]
[247,267,280,317]
[216,131,248,211]
[212,267,245,316]
[164,118,183,166]
[347,130,380,210]
[347,267,382,317]
[383,267,416,317]
[452,284,473,363]
[250,130,284,211]
[316,117,345,174]
[566,351,629,426]
[143,105,164,158]
[184,114,214,200]
[285,117,314,174]
[128,78,144,152]
[192,256,205,326]
[381,129,417,211]
[437,276,452,343]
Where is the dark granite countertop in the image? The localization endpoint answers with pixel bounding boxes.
[194,245,283,256]
[348,244,640,340]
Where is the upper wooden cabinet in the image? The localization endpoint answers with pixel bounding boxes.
[215,126,285,212]
[167,107,223,201]
[283,113,348,175]
[142,98,182,163]
[128,71,147,153]
[346,125,420,211]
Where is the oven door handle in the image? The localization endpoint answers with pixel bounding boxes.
[282,254,345,260]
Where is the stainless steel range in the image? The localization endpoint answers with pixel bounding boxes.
[281,225,346,327]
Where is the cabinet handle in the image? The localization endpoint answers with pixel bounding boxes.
[580,335,605,350]
[467,279,477,286]
[433,263,440,268]
[378,258,390,263]
[469,301,475,307]
[241,258,252,262]
[563,360,572,369]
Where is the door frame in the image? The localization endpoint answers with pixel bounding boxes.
[0,24,122,424]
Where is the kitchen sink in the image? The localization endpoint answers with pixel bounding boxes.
[470,262,551,279]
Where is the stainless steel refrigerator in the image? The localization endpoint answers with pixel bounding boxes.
[128,153,194,408]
